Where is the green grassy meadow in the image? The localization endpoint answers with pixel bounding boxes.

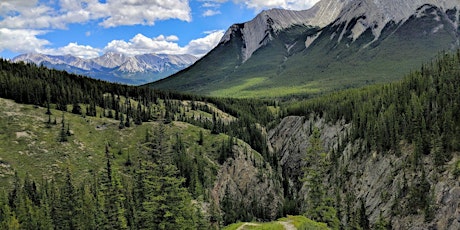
[0,98,230,187]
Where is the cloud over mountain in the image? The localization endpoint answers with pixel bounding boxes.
[200,0,321,12]
[0,0,320,60]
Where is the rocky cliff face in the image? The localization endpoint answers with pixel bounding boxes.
[331,0,460,41]
[212,140,283,220]
[268,115,460,229]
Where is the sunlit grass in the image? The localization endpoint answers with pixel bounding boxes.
[0,98,226,187]
[209,77,323,98]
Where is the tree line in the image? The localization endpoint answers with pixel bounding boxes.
[0,59,274,161]
[286,51,460,168]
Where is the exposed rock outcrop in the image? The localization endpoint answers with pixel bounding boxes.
[268,115,460,229]
[212,140,283,220]
[12,52,198,84]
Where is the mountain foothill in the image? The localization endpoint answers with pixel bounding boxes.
[1,0,460,229]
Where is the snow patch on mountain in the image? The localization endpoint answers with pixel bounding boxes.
[14,53,198,73]
[117,54,197,73]
[13,52,198,84]
[93,52,129,69]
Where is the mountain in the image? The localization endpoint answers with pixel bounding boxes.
[150,0,460,97]
[12,52,198,85]
[1,51,460,228]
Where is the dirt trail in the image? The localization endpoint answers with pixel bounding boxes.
[235,221,297,230]
[236,223,260,230]
[278,221,296,230]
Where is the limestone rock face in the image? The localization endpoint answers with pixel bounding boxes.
[212,141,283,220]
[332,0,460,41]
[220,0,347,62]
[268,115,460,229]
[219,0,460,62]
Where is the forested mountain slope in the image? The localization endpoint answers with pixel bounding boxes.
[0,59,282,229]
[271,51,460,229]
[150,0,460,98]
[0,50,460,229]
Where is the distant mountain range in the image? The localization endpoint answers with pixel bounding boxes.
[12,52,198,85]
[150,0,460,97]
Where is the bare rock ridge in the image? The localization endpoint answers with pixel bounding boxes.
[13,52,197,73]
[219,0,348,62]
[268,116,460,229]
[93,52,129,69]
[331,0,460,42]
[220,0,460,62]
[12,52,198,84]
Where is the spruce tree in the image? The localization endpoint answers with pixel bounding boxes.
[54,168,79,229]
[100,145,128,230]
[139,160,196,229]
[302,127,340,229]
[45,85,52,115]
[119,114,125,129]
[59,113,68,142]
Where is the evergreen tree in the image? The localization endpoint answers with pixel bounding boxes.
[125,115,131,128]
[72,102,82,115]
[53,168,79,229]
[100,145,128,230]
[119,114,125,129]
[78,184,98,230]
[198,130,204,145]
[135,103,143,125]
[45,85,52,115]
[139,161,196,229]
[302,127,340,229]
[0,201,20,230]
[221,186,237,225]
[59,113,68,142]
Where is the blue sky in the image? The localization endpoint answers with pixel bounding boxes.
[0,0,320,59]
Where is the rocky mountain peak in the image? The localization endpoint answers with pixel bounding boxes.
[218,0,459,62]
[332,0,459,41]
[219,0,348,62]
[93,52,129,68]
[12,52,198,84]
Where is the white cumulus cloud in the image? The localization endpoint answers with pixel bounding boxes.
[185,30,225,56]
[0,28,50,53]
[41,42,102,59]
[202,0,320,11]
[104,31,225,57]
[0,0,39,15]
[0,0,192,29]
[98,0,192,28]
[203,9,221,17]
[104,34,183,56]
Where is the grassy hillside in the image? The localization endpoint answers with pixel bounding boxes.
[0,59,285,229]
[0,97,235,188]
